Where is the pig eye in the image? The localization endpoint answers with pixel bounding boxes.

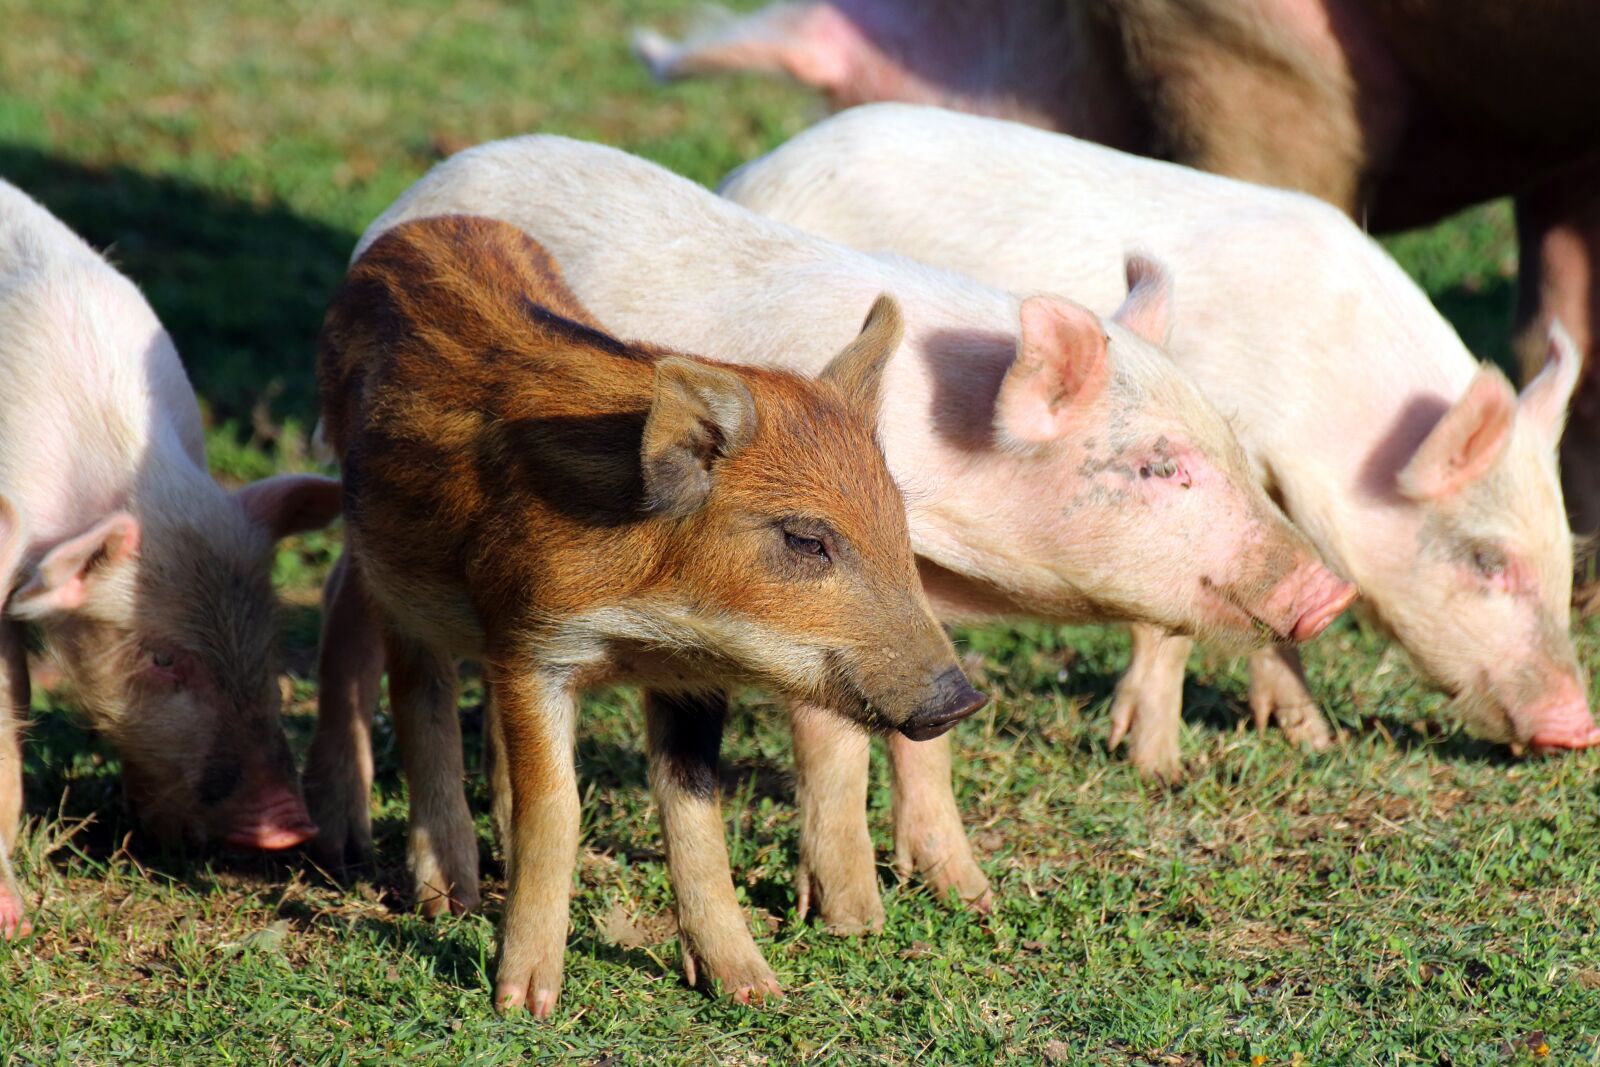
[151,651,175,670]
[785,532,829,562]
[1472,545,1507,579]
[1140,459,1178,479]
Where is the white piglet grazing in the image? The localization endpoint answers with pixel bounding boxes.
[307,134,1352,950]
[0,180,342,938]
[720,102,1598,778]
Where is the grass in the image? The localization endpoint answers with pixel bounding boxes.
[1,1,1596,1063]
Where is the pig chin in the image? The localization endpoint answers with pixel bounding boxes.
[1450,676,1600,754]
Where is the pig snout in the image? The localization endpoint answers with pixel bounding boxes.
[897,667,988,742]
[1259,561,1357,643]
[223,781,318,851]
[1515,684,1600,754]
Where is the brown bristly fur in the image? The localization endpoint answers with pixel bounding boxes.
[316,215,977,1015]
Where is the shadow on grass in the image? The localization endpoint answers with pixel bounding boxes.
[0,144,355,427]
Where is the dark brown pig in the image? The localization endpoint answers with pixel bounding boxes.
[316,214,983,1015]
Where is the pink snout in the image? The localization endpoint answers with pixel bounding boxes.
[1518,695,1600,754]
[1261,562,1357,643]
[224,784,318,851]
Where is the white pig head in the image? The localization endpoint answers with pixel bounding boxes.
[6,472,343,847]
[987,255,1339,647]
[1378,322,1594,750]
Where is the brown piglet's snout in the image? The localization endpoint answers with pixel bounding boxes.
[898,666,987,741]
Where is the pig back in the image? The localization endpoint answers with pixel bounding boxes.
[318,216,673,631]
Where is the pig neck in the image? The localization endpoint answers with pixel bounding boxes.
[1179,280,1477,590]
[877,308,1105,622]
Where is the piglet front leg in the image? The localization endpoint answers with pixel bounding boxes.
[1248,645,1334,750]
[887,730,991,912]
[489,666,580,1018]
[788,700,884,934]
[0,618,31,940]
[649,691,781,1004]
[1108,624,1192,782]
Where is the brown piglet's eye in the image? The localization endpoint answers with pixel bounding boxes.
[151,651,175,670]
[784,531,829,562]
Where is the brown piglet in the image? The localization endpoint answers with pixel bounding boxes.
[314,215,984,1016]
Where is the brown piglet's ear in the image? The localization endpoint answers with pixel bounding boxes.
[642,357,757,516]
[1397,365,1516,500]
[235,474,344,541]
[994,296,1109,445]
[10,512,140,619]
[819,293,904,424]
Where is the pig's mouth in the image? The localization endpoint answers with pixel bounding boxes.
[1197,578,1291,643]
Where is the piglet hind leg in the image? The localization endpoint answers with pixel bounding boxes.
[1108,625,1192,782]
[788,701,885,934]
[1248,645,1335,751]
[385,629,478,918]
[302,554,385,876]
[488,667,580,1018]
[887,729,991,912]
[649,691,781,1004]
[0,619,32,940]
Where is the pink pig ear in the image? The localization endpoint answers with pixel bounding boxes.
[994,296,1110,445]
[9,512,140,620]
[234,474,343,541]
[1398,366,1517,500]
[1112,253,1173,347]
[1518,319,1583,449]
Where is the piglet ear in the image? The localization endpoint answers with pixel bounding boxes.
[819,293,903,425]
[994,295,1109,445]
[642,357,757,516]
[234,474,343,541]
[1398,365,1517,500]
[10,512,140,619]
[1519,319,1582,449]
[1113,253,1173,347]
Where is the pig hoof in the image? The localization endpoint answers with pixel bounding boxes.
[0,890,32,941]
[717,964,783,1006]
[798,862,886,935]
[921,856,992,914]
[1271,701,1335,751]
[1128,738,1186,783]
[495,979,561,1018]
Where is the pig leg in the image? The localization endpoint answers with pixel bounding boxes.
[0,620,31,940]
[648,691,781,1003]
[1247,645,1334,750]
[788,700,884,933]
[487,666,579,1018]
[632,2,851,92]
[1513,166,1600,603]
[887,730,991,911]
[483,686,512,857]
[1108,624,1192,782]
[302,553,385,875]
[385,628,477,917]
